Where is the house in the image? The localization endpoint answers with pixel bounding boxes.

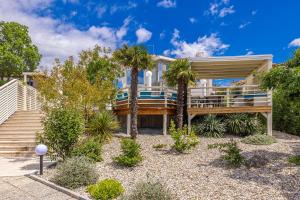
[113,54,273,135]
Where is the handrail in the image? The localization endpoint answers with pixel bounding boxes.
[0,79,41,125]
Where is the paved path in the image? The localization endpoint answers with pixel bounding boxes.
[0,176,76,200]
[0,157,53,176]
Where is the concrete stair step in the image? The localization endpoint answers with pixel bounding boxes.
[0,126,42,131]
[0,150,35,157]
[0,137,36,141]
[0,146,35,151]
[0,141,36,147]
[3,119,42,124]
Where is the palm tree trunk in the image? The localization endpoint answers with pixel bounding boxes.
[130,66,139,139]
[183,83,188,125]
[177,77,185,129]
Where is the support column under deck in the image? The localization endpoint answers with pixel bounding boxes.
[127,114,131,136]
[163,114,167,135]
[267,112,272,136]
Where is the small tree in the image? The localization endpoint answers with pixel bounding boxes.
[113,45,154,139]
[163,59,195,129]
[0,21,41,80]
[42,107,84,160]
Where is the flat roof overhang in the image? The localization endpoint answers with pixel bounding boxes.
[190,55,273,79]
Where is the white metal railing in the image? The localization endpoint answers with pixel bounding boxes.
[0,80,18,124]
[0,79,40,125]
[114,86,177,108]
[188,85,271,108]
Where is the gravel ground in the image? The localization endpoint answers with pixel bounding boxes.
[42,131,300,200]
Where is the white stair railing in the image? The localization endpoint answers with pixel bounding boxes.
[0,79,40,125]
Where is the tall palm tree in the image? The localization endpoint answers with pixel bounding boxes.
[113,45,153,139]
[163,59,195,129]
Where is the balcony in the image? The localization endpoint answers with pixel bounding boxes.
[113,86,177,116]
[187,85,272,115]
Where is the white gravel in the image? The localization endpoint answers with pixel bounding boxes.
[43,131,300,200]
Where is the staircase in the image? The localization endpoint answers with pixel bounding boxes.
[0,111,43,157]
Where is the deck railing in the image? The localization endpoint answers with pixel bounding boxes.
[0,79,41,125]
[188,85,271,108]
[114,86,177,109]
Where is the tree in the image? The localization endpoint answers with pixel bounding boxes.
[113,45,154,139]
[34,46,121,123]
[0,21,41,80]
[260,48,300,135]
[163,59,195,129]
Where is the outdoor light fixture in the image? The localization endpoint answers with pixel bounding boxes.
[35,144,48,175]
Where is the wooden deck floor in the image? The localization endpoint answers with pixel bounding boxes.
[187,106,272,115]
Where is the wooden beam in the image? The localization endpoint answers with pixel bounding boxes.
[114,107,176,116]
[187,106,272,115]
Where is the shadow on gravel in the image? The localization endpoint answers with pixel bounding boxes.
[227,150,300,200]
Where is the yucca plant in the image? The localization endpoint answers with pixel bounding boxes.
[225,114,257,136]
[88,111,120,143]
[195,115,226,138]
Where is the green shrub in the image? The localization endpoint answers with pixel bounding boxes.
[225,114,257,136]
[72,138,102,162]
[87,179,124,200]
[170,120,199,153]
[208,140,245,167]
[0,80,7,86]
[42,107,84,160]
[288,155,300,165]
[114,138,143,167]
[88,111,120,143]
[52,156,98,189]
[123,181,175,200]
[153,144,167,150]
[241,134,277,145]
[195,115,225,138]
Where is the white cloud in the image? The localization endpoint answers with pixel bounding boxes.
[251,10,258,15]
[239,21,251,29]
[116,16,132,40]
[95,5,107,17]
[0,0,130,68]
[219,5,235,17]
[189,17,197,24]
[135,27,152,43]
[110,1,137,14]
[157,0,176,8]
[164,29,229,58]
[159,31,166,39]
[289,38,300,47]
[246,51,254,55]
[205,1,235,18]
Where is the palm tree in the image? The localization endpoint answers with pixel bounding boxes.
[113,45,153,139]
[163,59,195,129]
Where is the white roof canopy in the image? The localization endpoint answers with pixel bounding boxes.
[190,55,273,79]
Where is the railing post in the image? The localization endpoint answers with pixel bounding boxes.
[226,88,230,107]
[23,83,27,111]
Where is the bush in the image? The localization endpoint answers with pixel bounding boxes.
[195,115,225,138]
[114,138,143,167]
[123,181,175,200]
[288,155,300,165]
[42,107,84,160]
[0,80,7,86]
[169,120,199,153]
[87,179,124,200]
[88,111,120,143]
[52,156,98,189]
[241,134,277,145]
[72,138,102,162]
[208,140,245,167]
[225,114,258,136]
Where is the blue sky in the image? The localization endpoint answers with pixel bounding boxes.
[0,0,300,69]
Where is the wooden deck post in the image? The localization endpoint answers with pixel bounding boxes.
[127,113,131,136]
[163,114,167,135]
[188,114,191,133]
[267,112,272,136]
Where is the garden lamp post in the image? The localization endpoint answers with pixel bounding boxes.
[35,144,48,175]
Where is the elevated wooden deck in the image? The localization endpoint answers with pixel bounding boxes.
[188,106,271,115]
